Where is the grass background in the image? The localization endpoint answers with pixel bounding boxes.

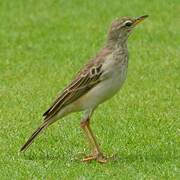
[0,0,179,179]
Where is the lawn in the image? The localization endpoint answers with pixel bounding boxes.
[0,0,179,179]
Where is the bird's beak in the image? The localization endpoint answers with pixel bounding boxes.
[133,15,148,26]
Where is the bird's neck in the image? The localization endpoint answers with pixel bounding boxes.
[106,37,128,51]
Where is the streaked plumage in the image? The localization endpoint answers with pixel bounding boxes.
[20,15,148,163]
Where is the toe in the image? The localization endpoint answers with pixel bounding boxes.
[82,154,108,163]
[82,155,95,162]
[96,155,108,163]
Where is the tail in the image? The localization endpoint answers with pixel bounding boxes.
[20,122,49,152]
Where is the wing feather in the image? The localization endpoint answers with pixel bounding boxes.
[43,47,112,121]
[43,65,102,121]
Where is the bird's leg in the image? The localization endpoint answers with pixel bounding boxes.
[80,117,107,163]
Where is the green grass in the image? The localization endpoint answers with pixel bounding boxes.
[0,0,179,179]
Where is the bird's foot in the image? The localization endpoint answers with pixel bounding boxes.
[82,153,107,163]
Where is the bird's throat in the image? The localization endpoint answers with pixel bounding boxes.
[106,35,128,50]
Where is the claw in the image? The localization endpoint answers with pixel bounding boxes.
[96,155,107,163]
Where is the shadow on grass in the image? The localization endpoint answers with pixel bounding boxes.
[22,151,175,164]
[23,153,63,161]
[22,151,121,163]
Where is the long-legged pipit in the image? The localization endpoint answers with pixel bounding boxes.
[20,15,148,163]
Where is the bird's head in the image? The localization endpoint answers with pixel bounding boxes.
[107,15,148,48]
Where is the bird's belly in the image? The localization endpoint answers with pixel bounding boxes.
[75,65,128,110]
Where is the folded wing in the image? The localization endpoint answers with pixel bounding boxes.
[43,63,103,121]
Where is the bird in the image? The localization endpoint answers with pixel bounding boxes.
[20,15,148,163]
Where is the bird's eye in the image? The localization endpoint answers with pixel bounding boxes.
[124,21,132,27]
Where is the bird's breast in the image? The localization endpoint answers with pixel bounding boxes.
[74,59,128,110]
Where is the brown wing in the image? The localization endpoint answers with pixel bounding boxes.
[43,63,103,121]
[43,48,112,121]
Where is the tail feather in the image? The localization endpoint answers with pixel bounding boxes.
[20,122,49,152]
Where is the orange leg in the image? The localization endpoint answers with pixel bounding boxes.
[80,118,107,163]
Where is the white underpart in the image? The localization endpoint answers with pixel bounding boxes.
[78,53,128,109]
[56,48,128,118]
[56,50,128,119]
